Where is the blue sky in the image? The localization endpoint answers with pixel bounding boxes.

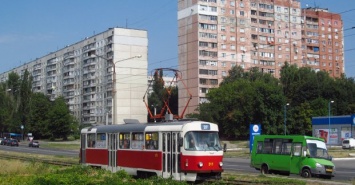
[1,0,355,77]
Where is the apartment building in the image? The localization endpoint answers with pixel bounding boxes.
[177,0,343,116]
[302,8,344,76]
[0,27,148,125]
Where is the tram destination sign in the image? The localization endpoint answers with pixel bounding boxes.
[201,123,210,130]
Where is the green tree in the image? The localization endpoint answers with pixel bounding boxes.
[18,70,33,135]
[47,96,75,140]
[27,93,51,139]
[202,67,285,139]
[0,84,12,133]
[5,72,21,133]
[147,69,179,121]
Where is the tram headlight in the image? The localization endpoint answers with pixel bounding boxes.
[316,163,323,168]
[219,162,223,167]
[198,162,204,168]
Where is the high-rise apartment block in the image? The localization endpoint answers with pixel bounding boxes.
[178,0,343,116]
[0,28,148,125]
[303,7,343,76]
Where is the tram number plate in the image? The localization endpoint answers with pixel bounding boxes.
[201,124,210,130]
[208,162,214,166]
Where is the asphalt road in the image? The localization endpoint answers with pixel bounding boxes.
[0,143,78,157]
[223,157,355,183]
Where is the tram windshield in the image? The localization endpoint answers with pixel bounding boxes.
[184,131,222,151]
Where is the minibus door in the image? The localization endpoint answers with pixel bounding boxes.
[162,132,181,180]
[108,133,118,172]
[290,142,303,174]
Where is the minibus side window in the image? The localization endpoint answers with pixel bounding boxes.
[292,143,302,156]
[256,141,263,153]
[281,139,292,155]
[263,139,273,154]
[273,139,283,154]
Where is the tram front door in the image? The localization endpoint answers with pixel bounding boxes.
[162,132,180,180]
[108,133,117,172]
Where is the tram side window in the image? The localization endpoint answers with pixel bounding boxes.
[119,133,130,149]
[145,132,159,150]
[96,133,106,148]
[132,132,144,149]
[87,134,96,148]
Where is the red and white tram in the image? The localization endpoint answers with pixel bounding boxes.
[80,119,224,182]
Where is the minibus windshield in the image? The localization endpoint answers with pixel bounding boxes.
[306,139,330,160]
[184,131,221,151]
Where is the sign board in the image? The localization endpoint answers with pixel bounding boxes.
[249,124,261,153]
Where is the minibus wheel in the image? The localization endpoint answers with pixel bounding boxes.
[260,164,269,175]
[301,168,311,178]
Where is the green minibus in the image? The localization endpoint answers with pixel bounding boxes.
[250,135,335,179]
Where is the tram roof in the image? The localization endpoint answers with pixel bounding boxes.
[82,120,205,133]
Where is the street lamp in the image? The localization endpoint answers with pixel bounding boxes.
[328,100,334,144]
[284,103,289,135]
[105,110,111,125]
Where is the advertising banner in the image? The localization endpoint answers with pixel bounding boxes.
[315,129,338,144]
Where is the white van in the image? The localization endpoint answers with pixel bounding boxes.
[342,138,355,149]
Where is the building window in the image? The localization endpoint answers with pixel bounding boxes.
[222,71,227,76]
[230,1,235,6]
[221,25,226,31]
[210,79,218,85]
[200,88,208,94]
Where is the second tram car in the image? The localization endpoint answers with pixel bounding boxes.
[80,119,224,182]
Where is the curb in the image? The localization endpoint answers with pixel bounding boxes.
[333,157,355,160]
